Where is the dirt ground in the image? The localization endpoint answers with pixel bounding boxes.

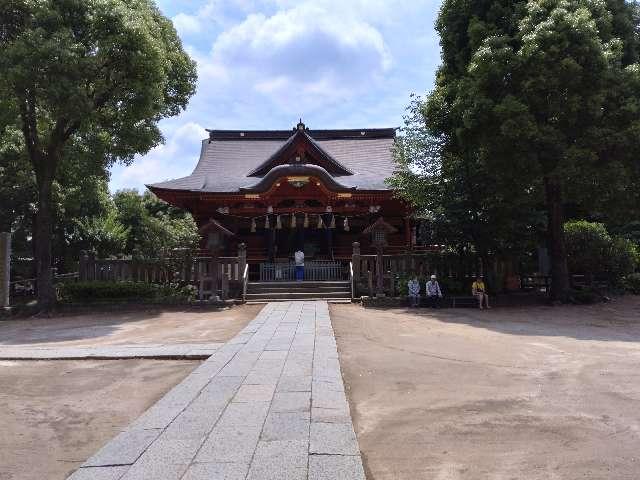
[0,304,262,347]
[331,296,640,480]
[0,305,261,480]
[0,359,199,480]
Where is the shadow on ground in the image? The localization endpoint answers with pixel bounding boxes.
[0,304,263,346]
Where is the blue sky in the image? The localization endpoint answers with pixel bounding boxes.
[109,0,442,192]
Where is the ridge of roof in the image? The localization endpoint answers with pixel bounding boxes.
[246,129,353,177]
[206,127,397,141]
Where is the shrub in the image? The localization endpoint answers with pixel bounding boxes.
[58,281,196,303]
[622,273,640,294]
[608,237,640,283]
[565,220,612,275]
[565,220,639,285]
[568,287,604,304]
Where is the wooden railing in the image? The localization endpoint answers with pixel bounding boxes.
[259,261,348,281]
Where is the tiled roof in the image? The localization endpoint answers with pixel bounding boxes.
[148,127,397,193]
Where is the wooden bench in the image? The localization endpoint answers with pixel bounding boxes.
[448,296,477,308]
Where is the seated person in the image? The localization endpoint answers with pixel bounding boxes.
[407,276,420,307]
[425,274,443,308]
[472,275,491,309]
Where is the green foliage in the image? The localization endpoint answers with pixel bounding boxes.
[565,221,613,275]
[0,0,197,307]
[113,190,199,258]
[75,212,129,258]
[565,220,639,282]
[609,236,640,279]
[58,281,197,303]
[622,273,640,294]
[392,0,640,301]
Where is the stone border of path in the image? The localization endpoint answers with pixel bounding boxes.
[0,343,223,360]
[66,301,365,480]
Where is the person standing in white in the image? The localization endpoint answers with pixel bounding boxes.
[294,249,304,281]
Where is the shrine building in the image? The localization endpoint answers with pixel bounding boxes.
[147,121,414,268]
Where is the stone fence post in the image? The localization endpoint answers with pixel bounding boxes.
[1,233,10,308]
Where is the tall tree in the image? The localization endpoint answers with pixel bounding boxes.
[0,0,197,308]
[395,0,640,301]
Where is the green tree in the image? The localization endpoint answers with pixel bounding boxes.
[0,0,197,308]
[113,189,198,258]
[395,0,640,301]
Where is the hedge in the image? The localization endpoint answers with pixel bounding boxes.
[58,281,197,303]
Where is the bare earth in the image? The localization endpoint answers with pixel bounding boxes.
[0,359,198,480]
[0,305,260,480]
[0,305,263,347]
[331,297,640,480]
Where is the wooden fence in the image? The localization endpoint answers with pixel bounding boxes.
[351,242,485,298]
[79,247,246,301]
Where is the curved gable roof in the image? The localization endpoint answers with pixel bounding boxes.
[147,126,397,194]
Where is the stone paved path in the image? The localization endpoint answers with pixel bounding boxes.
[0,343,222,360]
[67,301,365,480]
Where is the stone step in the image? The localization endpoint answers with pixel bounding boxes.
[247,285,351,294]
[246,298,352,304]
[248,281,349,287]
[246,291,351,300]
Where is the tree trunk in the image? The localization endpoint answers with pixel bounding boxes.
[544,175,569,302]
[34,175,56,309]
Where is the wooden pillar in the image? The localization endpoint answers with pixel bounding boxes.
[404,216,411,249]
[375,245,384,297]
[352,242,360,297]
[210,251,220,300]
[238,242,247,278]
[79,250,88,281]
[87,251,96,281]
[221,269,229,300]
[1,233,10,308]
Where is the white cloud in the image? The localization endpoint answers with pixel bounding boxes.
[196,3,391,111]
[172,13,202,35]
[110,122,207,192]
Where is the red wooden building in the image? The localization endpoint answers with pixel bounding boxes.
[148,121,413,273]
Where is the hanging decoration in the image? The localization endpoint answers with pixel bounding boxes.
[317,215,324,229]
[303,213,309,228]
[250,218,256,233]
[276,214,282,229]
[343,216,350,231]
[329,215,336,229]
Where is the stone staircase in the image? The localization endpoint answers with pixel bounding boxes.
[245,280,352,303]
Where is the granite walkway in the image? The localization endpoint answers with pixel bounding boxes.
[0,343,222,360]
[67,301,366,480]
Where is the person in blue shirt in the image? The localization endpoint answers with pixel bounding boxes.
[407,276,420,307]
[425,274,443,308]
